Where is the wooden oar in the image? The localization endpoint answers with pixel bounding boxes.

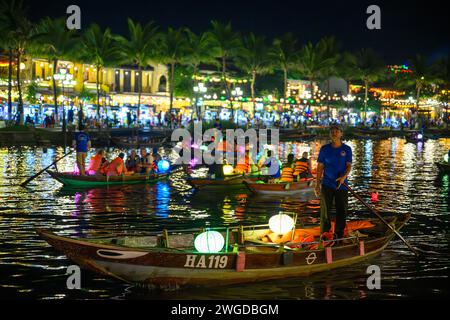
[20,150,74,187]
[343,183,419,257]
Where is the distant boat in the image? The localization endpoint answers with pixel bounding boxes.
[37,212,411,288]
[244,178,314,196]
[110,136,169,149]
[46,170,172,187]
[188,173,259,189]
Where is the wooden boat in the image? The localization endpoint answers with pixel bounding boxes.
[244,178,314,195]
[437,162,450,174]
[37,212,410,288]
[188,173,256,189]
[405,132,427,144]
[111,136,169,149]
[46,170,171,187]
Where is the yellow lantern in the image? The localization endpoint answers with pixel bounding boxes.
[223,164,234,175]
[269,214,294,234]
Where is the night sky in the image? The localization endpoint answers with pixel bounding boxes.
[25,0,449,64]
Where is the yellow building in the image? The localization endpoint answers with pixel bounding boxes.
[29,57,170,107]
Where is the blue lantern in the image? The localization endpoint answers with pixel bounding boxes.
[157,159,170,173]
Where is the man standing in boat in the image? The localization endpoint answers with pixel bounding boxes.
[315,124,352,240]
[72,125,91,176]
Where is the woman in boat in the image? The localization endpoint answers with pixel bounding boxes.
[280,153,295,182]
[235,149,252,174]
[104,152,128,176]
[125,150,140,173]
[87,149,109,175]
[294,151,312,180]
[262,150,281,182]
[137,148,155,174]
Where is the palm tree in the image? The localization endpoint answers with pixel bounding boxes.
[207,21,242,121]
[116,18,159,124]
[354,48,385,122]
[35,17,79,127]
[396,54,434,113]
[317,37,341,118]
[431,54,449,128]
[235,33,272,116]
[183,29,217,120]
[270,33,300,101]
[298,41,336,102]
[337,52,359,94]
[80,24,120,119]
[0,0,33,124]
[157,27,188,118]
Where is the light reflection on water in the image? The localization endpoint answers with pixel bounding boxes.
[0,137,449,300]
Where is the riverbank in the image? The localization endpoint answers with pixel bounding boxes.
[0,125,449,147]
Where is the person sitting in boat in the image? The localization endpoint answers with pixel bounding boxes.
[152,147,162,169]
[280,153,295,182]
[104,153,128,176]
[125,149,140,173]
[137,148,155,174]
[87,149,109,175]
[294,151,312,180]
[261,150,281,182]
[234,148,252,174]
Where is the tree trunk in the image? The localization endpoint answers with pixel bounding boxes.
[222,56,233,122]
[169,62,175,117]
[7,49,13,120]
[251,70,256,117]
[416,83,421,111]
[193,65,200,120]
[137,66,142,126]
[52,59,59,122]
[364,78,369,123]
[327,78,331,119]
[283,68,288,100]
[96,66,100,119]
[16,50,24,125]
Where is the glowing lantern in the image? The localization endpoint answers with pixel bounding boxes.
[223,164,234,175]
[194,231,225,253]
[157,159,170,173]
[371,192,379,202]
[269,214,295,234]
[444,154,449,163]
[417,134,423,140]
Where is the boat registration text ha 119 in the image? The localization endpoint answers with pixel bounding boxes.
[184,255,228,268]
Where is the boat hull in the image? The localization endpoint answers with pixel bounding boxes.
[46,170,170,187]
[188,174,258,189]
[244,178,314,195]
[37,213,410,288]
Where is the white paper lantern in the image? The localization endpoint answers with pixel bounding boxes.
[269,214,295,234]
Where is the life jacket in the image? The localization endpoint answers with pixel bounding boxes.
[293,160,309,176]
[280,166,294,182]
[87,154,103,174]
[105,157,125,176]
[235,155,250,173]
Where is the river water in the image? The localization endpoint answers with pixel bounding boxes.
[0,137,449,300]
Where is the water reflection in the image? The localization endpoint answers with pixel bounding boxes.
[0,137,449,299]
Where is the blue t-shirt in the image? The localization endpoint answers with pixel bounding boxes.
[317,143,352,190]
[74,132,90,152]
[263,156,281,178]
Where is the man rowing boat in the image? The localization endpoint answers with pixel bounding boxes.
[315,124,352,240]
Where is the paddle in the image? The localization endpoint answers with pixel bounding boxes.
[343,183,420,257]
[20,150,74,187]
